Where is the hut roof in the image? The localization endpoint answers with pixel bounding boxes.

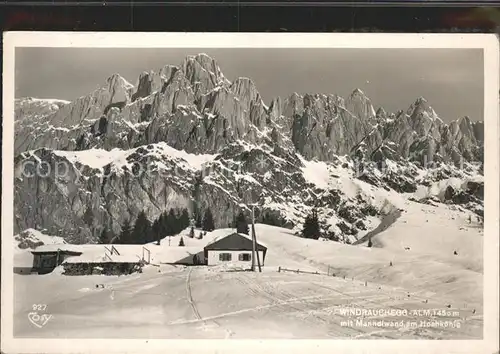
[204,232,267,252]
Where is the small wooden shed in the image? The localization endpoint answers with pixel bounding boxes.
[31,248,83,274]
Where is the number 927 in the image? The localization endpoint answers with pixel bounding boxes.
[32,304,47,311]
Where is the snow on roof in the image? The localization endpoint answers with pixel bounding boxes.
[30,242,205,265]
[32,244,150,263]
[14,252,34,267]
[153,247,202,264]
[64,253,142,264]
[31,244,90,253]
[243,231,268,248]
[204,231,268,250]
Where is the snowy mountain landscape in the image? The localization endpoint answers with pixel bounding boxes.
[13,53,484,339]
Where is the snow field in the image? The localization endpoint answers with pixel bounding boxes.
[13,199,483,339]
[14,266,481,339]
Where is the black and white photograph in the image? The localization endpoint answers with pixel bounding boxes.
[2,33,499,353]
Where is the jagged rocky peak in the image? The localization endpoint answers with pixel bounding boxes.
[407,96,442,122]
[346,88,376,121]
[13,52,485,172]
[268,96,283,119]
[395,109,405,118]
[447,115,480,144]
[454,115,473,133]
[21,73,137,130]
[407,96,428,115]
[159,64,179,80]
[229,77,268,118]
[302,93,318,108]
[349,87,366,98]
[132,70,162,101]
[287,92,304,106]
[330,94,345,108]
[458,115,473,128]
[376,107,387,119]
[105,73,135,104]
[301,93,333,112]
[131,66,183,101]
[281,92,305,122]
[185,52,219,70]
[230,77,260,100]
[404,96,444,141]
[181,53,230,93]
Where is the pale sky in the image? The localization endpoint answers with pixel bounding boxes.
[15,48,484,122]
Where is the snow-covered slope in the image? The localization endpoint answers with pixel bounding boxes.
[254,216,482,305]
[14,228,66,252]
[15,212,482,305]
[50,142,217,174]
[13,214,483,340]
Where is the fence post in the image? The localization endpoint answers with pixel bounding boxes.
[278,266,281,273]
[297,269,299,274]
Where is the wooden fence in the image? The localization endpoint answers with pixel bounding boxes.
[277,266,327,276]
[277,265,346,279]
[277,265,470,315]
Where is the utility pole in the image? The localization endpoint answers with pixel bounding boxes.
[251,205,262,273]
[251,206,256,271]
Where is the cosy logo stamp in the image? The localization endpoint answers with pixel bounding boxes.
[28,304,53,328]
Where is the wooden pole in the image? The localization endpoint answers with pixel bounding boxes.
[251,207,256,272]
[252,205,262,272]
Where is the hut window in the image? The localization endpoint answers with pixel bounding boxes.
[219,253,232,262]
[238,253,251,261]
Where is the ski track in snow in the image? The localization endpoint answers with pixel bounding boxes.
[185,268,234,338]
[13,265,482,339]
[186,268,202,320]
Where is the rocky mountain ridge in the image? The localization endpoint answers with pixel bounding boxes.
[14,53,484,244]
[15,53,483,164]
